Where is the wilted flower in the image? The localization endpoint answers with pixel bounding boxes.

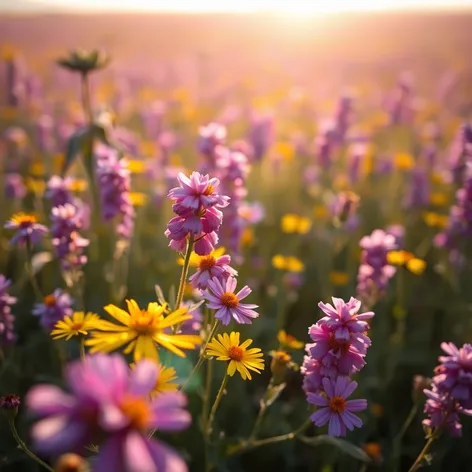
[204,277,259,325]
[4,212,48,247]
[32,289,74,331]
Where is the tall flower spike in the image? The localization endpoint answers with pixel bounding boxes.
[0,275,16,347]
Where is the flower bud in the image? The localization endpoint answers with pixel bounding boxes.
[54,453,89,472]
[0,394,20,419]
[270,350,292,385]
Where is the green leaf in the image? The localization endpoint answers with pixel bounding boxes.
[261,382,286,408]
[62,125,90,175]
[299,435,371,462]
[186,299,205,313]
[155,284,167,306]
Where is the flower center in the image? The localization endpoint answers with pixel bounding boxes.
[119,395,151,431]
[203,184,214,196]
[220,292,239,308]
[329,395,346,413]
[228,345,244,361]
[15,213,37,225]
[44,294,57,306]
[130,311,159,335]
[328,333,350,354]
[199,255,216,271]
[71,322,84,331]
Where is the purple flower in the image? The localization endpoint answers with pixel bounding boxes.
[189,250,237,290]
[96,145,135,240]
[198,122,227,158]
[46,176,76,207]
[4,173,26,200]
[301,355,323,394]
[248,113,274,161]
[27,354,190,472]
[308,377,367,437]
[0,275,16,346]
[32,289,73,330]
[404,168,430,208]
[203,277,259,325]
[331,191,360,225]
[179,301,204,335]
[0,393,21,410]
[4,213,48,247]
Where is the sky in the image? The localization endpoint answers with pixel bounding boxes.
[1,0,472,13]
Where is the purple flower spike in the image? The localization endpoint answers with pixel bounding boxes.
[27,354,190,472]
[308,377,367,437]
[203,277,259,325]
[0,275,16,347]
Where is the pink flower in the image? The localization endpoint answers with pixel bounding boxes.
[204,277,259,325]
[308,377,367,437]
[189,249,237,290]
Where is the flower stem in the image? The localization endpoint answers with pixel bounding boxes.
[392,403,419,471]
[206,372,229,438]
[175,235,195,312]
[80,72,93,124]
[25,240,43,301]
[408,429,440,472]
[228,418,311,456]
[202,358,213,431]
[180,319,220,392]
[79,336,86,360]
[8,418,54,472]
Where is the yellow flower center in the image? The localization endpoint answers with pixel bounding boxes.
[203,185,214,196]
[228,345,244,361]
[119,395,151,430]
[329,395,346,413]
[44,295,57,306]
[199,255,216,271]
[130,311,159,335]
[221,292,239,309]
[70,322,84,331]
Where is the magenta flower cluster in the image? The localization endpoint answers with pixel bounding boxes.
[422,342,472,437]
[356,229,397,303]
[165,171,229,255]
[96,145,135,240]
[301,297,373,436]
[27,354,191,472]
[0,275,16,347]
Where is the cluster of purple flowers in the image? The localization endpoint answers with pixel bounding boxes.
[385,72,416,126]
[27,354,191,472]
[301,297,373,436]
[4,173,26,200]
[165,171,229,255]
[422,342,472,437]
[434,166,472,260]
[0,275,16,347]
[95,145,135,240]
[448,123,472,185]
[356,229,397,303]
[32,289,73,331]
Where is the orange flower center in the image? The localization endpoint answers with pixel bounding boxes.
[119,395,151,430]
[328,333,350,354]
[130,311,159,335]
[220,292,239,308]
[228,345,244,361]
[71,322,84,331]
[329,395,346,413]
[199,255,216,271]
[203,185,214,196]
[44,294,57,306]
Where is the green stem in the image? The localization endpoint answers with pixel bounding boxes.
[81,72,93,124]
[228,418,311,456]
[249,404,267,441]
[392,403,419,471]
[180,319,220,392]
[9,418,54,472]
[79,336,86,360]
[25,240,43,301]
[408,429,440,472]
[202,358,213,431]
[206,373,229,438]
[175,235,195,311]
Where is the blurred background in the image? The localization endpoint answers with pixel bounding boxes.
[1,1,472,471]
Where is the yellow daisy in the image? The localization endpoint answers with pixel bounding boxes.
[206,332,264,380]
[51,312,100,341]
[85,299,201,363]
[277,330,304,350]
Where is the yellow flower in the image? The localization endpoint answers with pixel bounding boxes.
[68,179,88,192]
[206,332,264,380]
[277,330,304,350]
[131,363,178,395]
[129,192,148,207]
[329,271,350,286]
[272,254,286,270]
[127,160,146,174]
[25,178,46,195]
[51,312,100,341]
[387,250,414,266]
[423,212,448,228]
[429,192,448,206]
[7,212,38,226]
[29,161,46,177]
[281,214,312,234]
[85,299,202,363]
[178,247,226,268]
[140,141,157,157]
[271,255,304,272]
[274,141,295,161]
[406,258,427,275]
[394,152,415,170]
[241,228,255,247]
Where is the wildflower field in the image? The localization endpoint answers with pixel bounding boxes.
[1,10,472,472]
